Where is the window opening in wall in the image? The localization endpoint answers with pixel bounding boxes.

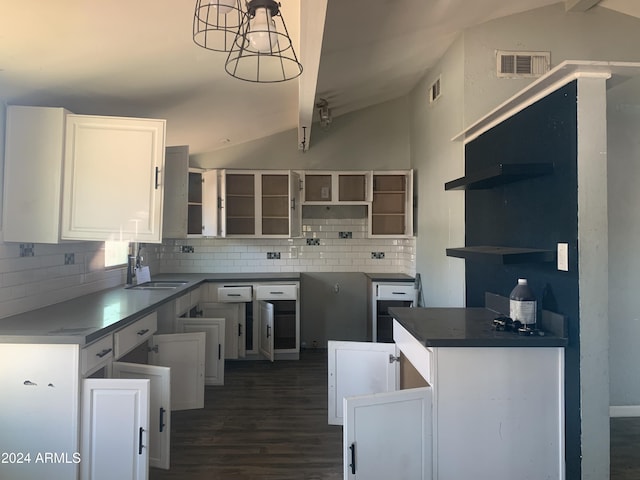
[104,240,129,268]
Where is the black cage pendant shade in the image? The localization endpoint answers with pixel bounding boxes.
[225,0,303,83]
[193,0,244,53]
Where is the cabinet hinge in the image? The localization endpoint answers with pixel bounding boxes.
[389,354,400,363]
[298,179,303,191]
[148,345,159,353]
[218,197,223,209]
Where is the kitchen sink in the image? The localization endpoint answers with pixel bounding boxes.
[127,280,188,290]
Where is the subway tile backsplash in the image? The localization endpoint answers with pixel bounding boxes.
[0,240,124,319]
[0,217,415,319]
[149,218,416,275]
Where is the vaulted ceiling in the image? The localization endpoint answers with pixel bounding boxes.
[0,0,637,155]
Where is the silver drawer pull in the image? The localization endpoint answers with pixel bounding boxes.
[96,348,113,358]
[269,291,284,295]
[137,328,150,336]
[227,293,242,297]
[392,292,407,295]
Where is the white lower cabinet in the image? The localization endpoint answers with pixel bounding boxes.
[201,302,244,360]
[0,344,80,480]
[344,387,432,480]
[328,340,431,479]
[81,378,150,480]
[111,362,171,469]
[329,319,565,480]
[175,318,225,386]
[258,300,275,362]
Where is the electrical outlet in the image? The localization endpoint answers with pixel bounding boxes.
[557,243,569,271]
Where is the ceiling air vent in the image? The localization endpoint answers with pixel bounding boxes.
[429,76,441,103]
[496,51,550,78]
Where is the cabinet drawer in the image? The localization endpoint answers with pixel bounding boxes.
[255,284,297,300]
[393,319,432,384]
[114,312,157,359]
[81,335,114,376]
[217,286,252,302]
[376,283,415,300]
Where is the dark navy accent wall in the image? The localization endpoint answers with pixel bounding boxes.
[463,81,581,478]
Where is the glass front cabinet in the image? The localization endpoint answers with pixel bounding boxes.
[220,170,302,238]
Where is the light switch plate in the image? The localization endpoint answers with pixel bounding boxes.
[557,243,569,271]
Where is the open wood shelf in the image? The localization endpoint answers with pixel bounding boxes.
[446,246,556,264]
[444,163,553,190]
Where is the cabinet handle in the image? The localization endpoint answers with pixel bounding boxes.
[349,443,356,474]
[267,325,271,338]
[155,167,160,190]
[218,344,221,360]
[138,427,145,455]
[392,292,407,295]
[269,291,284,295]
[137,329,150,336]
[227,293,242,297]
[96,348,112,358]
[159,407,166,433]
[291,198,296,211]
[238,324,242,337]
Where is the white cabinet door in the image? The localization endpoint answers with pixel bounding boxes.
[81,378,150,480]
[327,340,399,425]
[202,302,243,359]
[202,169,220,237]
[112,362,171,470]
[289,170,302,237]
[0,344,79,480]
[149,333,206,410]
[258,300,275,362]
[62,114,166,242]
[344,387,432,480]
[175,317,226,386]
[162,145,189,238]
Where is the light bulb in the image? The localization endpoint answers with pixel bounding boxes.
[212,0,236,15]
[247,7,278,53]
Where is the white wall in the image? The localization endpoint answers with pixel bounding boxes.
[463,3,640,125]
[191,97,411,171]
[607,76,640,411]
[409,37,466,307]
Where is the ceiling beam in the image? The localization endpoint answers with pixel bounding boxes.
[298,0,328,151]
[565,0,602,12]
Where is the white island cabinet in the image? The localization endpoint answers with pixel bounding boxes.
[329,316,566,480]
[3,105,166,243]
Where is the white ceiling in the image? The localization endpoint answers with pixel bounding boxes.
[0,0,635,155]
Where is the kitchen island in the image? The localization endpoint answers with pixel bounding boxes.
[332,299,568,479]
[392,303,567,480]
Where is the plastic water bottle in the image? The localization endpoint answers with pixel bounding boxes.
[509,278,536,327]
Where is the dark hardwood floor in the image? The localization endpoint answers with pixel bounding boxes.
[611,417,640,480]
[150,349,342,480]
[151,348,639,480]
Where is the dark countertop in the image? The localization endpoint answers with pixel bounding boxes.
[365,273,415,282]
[0,273,300,345]
[389,306,568,347]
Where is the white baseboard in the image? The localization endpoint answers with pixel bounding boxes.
[610,405,640,417]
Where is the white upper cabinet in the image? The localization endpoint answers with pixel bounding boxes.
[220,170,301,238]
[368,170,414,237]
[301,171,371,205]
[163,146,219,239]
[3,106,166,243]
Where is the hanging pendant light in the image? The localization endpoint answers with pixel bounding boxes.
[193,0,243,53]
[225,0,303,83]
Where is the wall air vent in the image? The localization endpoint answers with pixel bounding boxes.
[496,51,550,78]
[429,76,441,103]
